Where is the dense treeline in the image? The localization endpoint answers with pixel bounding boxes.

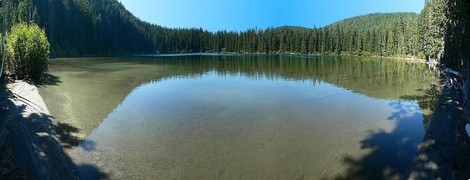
[0,0,427,59]
[0,0,451,63]
[207,13,420,59]
[2,0,159,56]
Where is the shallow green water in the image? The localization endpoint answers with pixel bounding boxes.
[39,55,439,179]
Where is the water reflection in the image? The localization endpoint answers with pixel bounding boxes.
[37,55,439,179]
[142,55,436,100]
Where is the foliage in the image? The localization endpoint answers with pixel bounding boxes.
[5,22,50,80]
[419,0,448,62]
[0,0,423,58]
[0,0,453,64]
[443,0,470,70]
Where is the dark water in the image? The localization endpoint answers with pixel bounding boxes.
[39,55,439,179]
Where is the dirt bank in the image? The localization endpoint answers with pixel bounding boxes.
[0,80,77,179]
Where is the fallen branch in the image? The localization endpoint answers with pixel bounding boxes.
[443,67,463,78]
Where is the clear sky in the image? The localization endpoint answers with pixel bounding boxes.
[118,0,424,32]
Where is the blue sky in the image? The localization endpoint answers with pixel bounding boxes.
[118,0,424,32]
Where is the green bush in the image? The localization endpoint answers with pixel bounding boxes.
[5,23,50,80]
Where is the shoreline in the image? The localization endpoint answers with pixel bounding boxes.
[53,52,427,63]
[0,80,77,179]
[408,87,470,179]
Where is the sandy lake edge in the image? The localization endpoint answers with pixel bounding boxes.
[0,80,77,179]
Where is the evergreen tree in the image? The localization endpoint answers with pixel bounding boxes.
[0,1,427,59]
[419,0,447,62]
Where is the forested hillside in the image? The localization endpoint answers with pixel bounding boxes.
[0,0,443,60]
[4,0,162,56]
[324,13,420,57]
[211,13,419,58]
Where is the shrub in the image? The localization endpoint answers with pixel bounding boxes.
[5,22,50,81]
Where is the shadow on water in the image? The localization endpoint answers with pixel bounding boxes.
[0,78,108,179]
[332,85,442,180]
[55,122,83,148]
[333,103,423,179]
[76,164,108,180]
[36,73,63,87]
[407,87,466,179]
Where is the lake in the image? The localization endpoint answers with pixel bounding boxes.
[39,54,440,179]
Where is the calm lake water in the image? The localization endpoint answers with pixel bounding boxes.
[39,55,439,179]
